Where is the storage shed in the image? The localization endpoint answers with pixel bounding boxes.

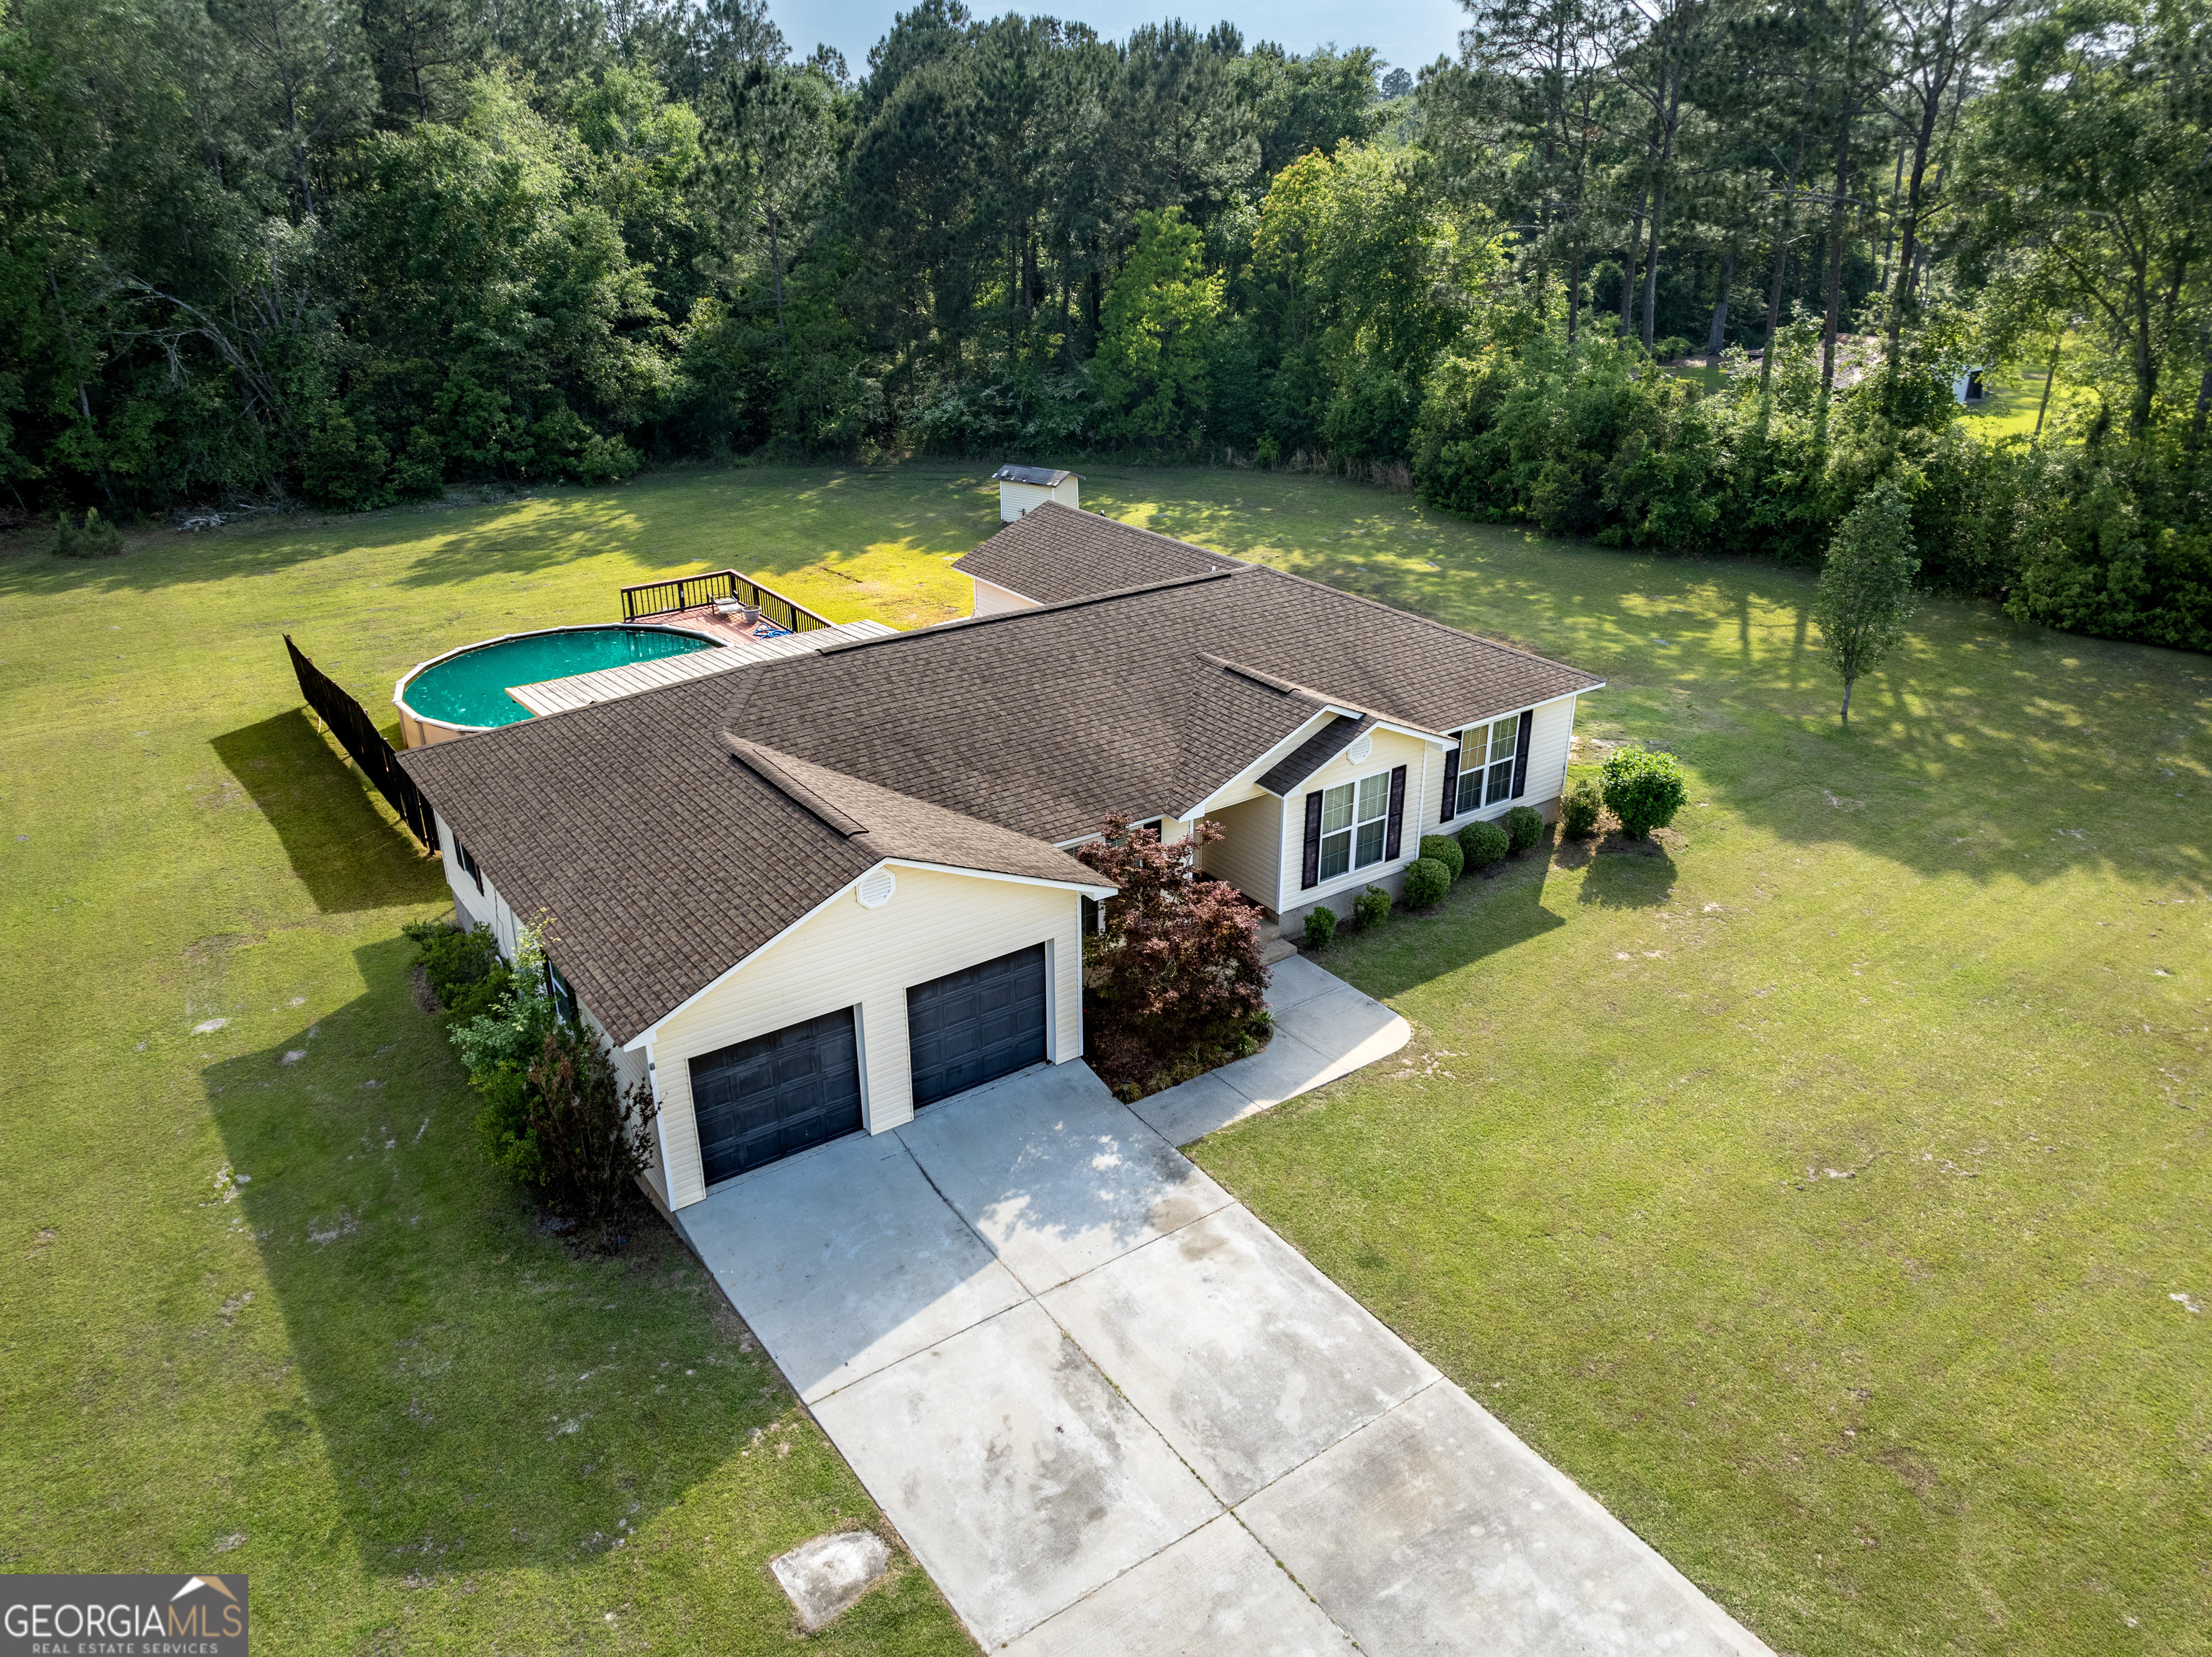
[992,464,1080,521]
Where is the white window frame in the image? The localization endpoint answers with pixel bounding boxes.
[1316,769,1394,882]
[1455,711,1524,817]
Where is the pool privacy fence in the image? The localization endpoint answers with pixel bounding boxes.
[284,634,438,850]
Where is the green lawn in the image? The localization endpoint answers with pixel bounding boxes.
[3,461,2207,1656]
[1957,362,2098,441]
[0,467,1000,1653]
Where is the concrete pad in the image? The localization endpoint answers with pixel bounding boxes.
[1264,953,1343,1012]
[896,1061,1231,1292]
[812,1301,1221,1649]
[770,1530,891,1632]
[1001,1514,1354,1657]
[1235,1382,1776,1657]
[1043,1205,1438,1504]
[1210,988,1410,1110]
[674,1132,1025,1402]
[1124,1069,1262,1148]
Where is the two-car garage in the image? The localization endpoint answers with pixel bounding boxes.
[689,943,1050,1187]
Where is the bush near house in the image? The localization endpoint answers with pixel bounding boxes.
[1458,818,1510,871]
[1601,747,1689,839]
[1561,779,1603,838]
[410,922,656,1248]
[1418,832,1466,879]
[401,919,511,1019]
[1402,857,1451,909]
[1354,885,1392,929]
[1076,817,1271,1100]
[1503,804,1545,853]
[1303,906,1339,950]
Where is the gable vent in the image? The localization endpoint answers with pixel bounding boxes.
[1347,731,1374,765]
[856,868,897,910]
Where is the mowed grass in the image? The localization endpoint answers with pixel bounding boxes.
[0,466,1002,1653]
[1141,479,2211,1655]
[1,459,2207,1656]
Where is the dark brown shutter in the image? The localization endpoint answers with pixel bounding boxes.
[1300,791,1324,889]
[1511,710,1534,797]
[1439,742,1460,821]
[1384,765,1407,859]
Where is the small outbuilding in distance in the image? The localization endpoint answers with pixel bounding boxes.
[992,464,1080,521]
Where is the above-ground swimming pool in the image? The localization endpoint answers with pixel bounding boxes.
[395,624,719,745]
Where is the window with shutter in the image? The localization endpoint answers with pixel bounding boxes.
[1455,712,1527,814]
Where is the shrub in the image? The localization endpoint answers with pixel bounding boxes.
[1601,747,1689,838]
[1418,832,1465,879]
[1560,779,1602,838]
[1076,815,1269,1096]
[1353,884,1391,929]
[1401,857,1450,908]
[54,509,123,557]
[1303,905,1337,950]
[523,1025,660,1246]
[1503,804,1545,853]
[403,919,511,1020]
[1458,818,1509,871]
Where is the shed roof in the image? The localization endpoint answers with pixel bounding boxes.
[991,464,1078,487]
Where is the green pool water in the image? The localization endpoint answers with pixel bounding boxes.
[403,626,718,729]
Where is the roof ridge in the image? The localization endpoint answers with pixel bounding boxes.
[1194,652,1306,697]
[719,734,867,836]
[815,566,1244,653]
[951,502,1248,572]
[1242,562,1599,680]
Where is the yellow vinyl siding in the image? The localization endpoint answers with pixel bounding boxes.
[648,865,1085,1208]
[1274,727,1436,909]
[968,575,1040,616]
[1521,695,1576,808]
[1201,793,1283,910]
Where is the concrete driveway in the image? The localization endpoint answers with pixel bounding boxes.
[678,982,1771,1653]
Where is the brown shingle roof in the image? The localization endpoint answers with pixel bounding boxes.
[400,513,1600,1041]
[953,501,1246,603]
[722,559,1599,840]
[398,708,1106,1046]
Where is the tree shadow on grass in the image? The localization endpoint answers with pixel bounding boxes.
[211,935,782,1575]
[1563,833,1679,910]
[210,712,445,915]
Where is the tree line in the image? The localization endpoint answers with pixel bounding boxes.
[3,0,2208,645]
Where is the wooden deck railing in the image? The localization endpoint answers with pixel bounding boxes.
[619,568,835,632]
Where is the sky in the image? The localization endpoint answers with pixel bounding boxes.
[768,0,1470,80]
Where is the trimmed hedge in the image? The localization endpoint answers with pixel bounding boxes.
[1402,857,1451,908]
[1503,804,1544,853]
[1354,884,1391,929]
[1561,778,1601,838]
[1303,905,1337,950]
[1418,832,1465,879]
[1601,747,1689,838]
[1458,818,1509,871]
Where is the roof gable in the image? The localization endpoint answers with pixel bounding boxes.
[953,501,1245,603]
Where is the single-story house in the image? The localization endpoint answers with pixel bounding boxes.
[397,503,1602,1211]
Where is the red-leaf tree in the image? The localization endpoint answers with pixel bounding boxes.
[1075,816,1269,1095]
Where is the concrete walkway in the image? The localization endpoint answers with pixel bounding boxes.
[675,961,1771,1654]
